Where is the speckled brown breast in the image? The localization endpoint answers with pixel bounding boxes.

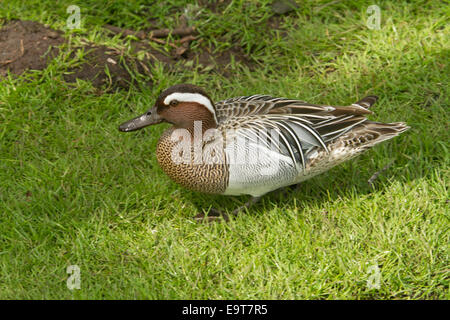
[156,127,229,194]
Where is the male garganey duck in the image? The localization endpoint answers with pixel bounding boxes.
[119,84,409,221]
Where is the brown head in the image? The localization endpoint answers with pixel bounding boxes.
[118,84,217,133]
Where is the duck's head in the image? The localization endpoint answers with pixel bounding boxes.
[119,84,217,132]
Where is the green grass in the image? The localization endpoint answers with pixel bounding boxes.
[0,0,449,299]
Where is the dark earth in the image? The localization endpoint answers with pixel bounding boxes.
[0,19,256,90]
[0,20,64,77]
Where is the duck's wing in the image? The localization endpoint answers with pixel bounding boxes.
[215,95,378,169]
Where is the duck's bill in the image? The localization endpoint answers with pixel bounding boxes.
[118,107,162,132]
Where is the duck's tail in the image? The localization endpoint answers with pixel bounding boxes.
[344,121,410,151]
[347,96,409,148]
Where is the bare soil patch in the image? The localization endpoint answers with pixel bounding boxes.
[0,20,64,77]
[63,45,148,90]
[103,23,255,79]
[0,19,255,90]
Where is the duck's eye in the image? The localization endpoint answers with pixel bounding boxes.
[169,100,179,106]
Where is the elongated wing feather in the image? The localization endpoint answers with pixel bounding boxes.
[216,95,377,169]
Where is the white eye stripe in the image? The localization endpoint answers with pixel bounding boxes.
[163,92,216,121]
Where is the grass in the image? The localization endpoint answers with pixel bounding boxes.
[0,0,449,299]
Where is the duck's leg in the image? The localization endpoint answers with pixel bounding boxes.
[194,196,262,222]
[194,183,302,222]
[288,183,302,193]
[231,196,262,216]
[193,208,228,222]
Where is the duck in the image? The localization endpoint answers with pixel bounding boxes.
[119,84,409,221]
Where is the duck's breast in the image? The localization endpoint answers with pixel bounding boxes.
[156,127,229,194]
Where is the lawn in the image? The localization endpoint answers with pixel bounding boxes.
[0,0,448,299]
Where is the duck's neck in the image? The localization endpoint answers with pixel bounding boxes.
[180,121,216,137]
[173,111,217,137]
